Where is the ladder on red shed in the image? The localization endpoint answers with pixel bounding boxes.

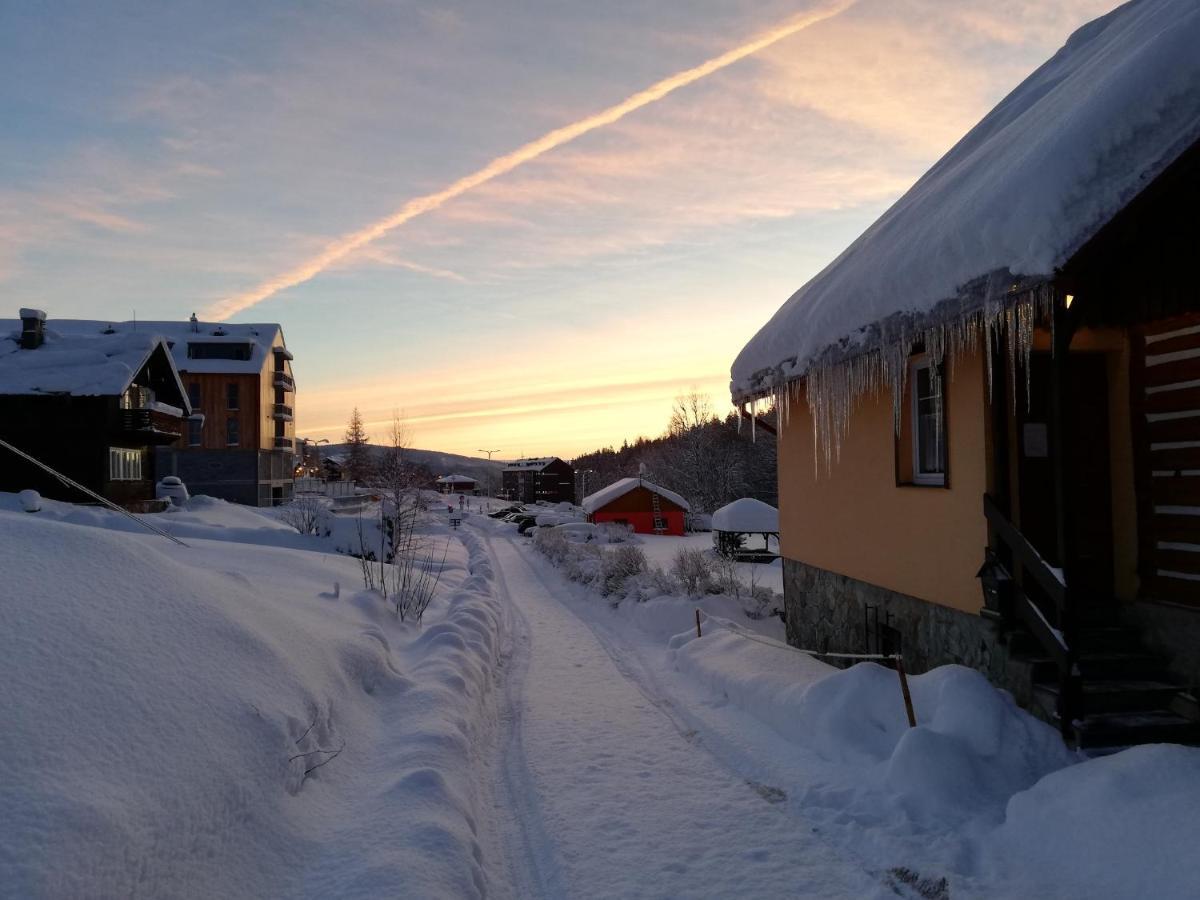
[650,490,667,534]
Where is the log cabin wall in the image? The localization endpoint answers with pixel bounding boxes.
[1130,312,1200,606]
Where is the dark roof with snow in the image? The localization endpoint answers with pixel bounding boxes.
[0,318,290,379]
[0,324,188,406]
[732,0,1200,400]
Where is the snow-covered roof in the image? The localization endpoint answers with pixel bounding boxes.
[732,0,1200,400]
[711,498,778,534]
[436,474,476,484]
[582,477,690,513]
[0,325,185,401]
[0,318,290,378]
[503,457,560,472]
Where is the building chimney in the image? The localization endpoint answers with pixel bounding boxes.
[19,308,46,349]
[189,312,199,332]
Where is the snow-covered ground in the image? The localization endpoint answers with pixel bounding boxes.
[4,494,1199,898]
[483,514,1200,899]
[1,494,503,897]
[637,531,783,596]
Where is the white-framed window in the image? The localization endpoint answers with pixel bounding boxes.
[188,418,203,447]
[108,448,143,481]
[911,359,946,485]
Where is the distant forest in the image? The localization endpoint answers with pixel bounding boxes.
[569,393,777,514]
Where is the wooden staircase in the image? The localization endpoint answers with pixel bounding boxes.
[982,495,1200,752]
[1009,617,1200,752]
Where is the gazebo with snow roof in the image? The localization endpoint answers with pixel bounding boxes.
[730,0,1200,750]
[711,498,779,562]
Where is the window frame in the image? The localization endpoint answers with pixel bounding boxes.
[108,447,143,481]
[187,417,203,447]
[226,382,240,410]
[226,416,240,447]
[910,358,947,487]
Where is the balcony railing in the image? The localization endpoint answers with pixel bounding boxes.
[273,403,294,421]
[274,436,293,450]
[118,408,183,445]
[273,371,295,392]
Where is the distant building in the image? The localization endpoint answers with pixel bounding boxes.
[152,316,297,506]
[582,477,689,536]
[436,474,477,494]
[502,457,575,504]
[0,309,191,508]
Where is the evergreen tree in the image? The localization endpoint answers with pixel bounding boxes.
[344,407,372,483]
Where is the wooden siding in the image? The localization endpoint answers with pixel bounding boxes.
[1131,312,1200,605]
[180,373,261,450]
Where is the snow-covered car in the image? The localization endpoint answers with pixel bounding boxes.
[155,476,190,506]
[551,522,598,542]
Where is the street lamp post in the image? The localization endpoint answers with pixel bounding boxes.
[575,468,594,505]
[478,448,500,507]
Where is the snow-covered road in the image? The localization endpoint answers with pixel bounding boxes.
[480,528,879,899]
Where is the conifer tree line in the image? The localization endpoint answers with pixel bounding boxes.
[570,392,777,514]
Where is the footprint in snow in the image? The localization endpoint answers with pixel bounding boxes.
[745,779,787,804]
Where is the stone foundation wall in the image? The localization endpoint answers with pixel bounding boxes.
[783,557,1031,705]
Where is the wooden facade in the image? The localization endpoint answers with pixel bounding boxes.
[588,485,687,536]
[0,341,187,508]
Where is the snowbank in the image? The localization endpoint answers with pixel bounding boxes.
[0,502,504,897]
[989,743,1200,899]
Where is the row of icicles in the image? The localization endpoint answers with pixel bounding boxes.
[737,285,1055,475]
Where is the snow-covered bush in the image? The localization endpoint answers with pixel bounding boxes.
[532,527,572,565]
[280,497,332,536]
[671,547,713,595]
[599,545,647,596]
[598,522,635,544]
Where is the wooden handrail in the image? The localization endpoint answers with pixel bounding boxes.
[983,493,1065,610]
[983,493,1079,738]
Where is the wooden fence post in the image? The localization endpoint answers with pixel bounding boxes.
[896,657,917,727]
[695,608,703,639]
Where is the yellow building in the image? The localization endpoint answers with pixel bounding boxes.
[731,2,1200,749]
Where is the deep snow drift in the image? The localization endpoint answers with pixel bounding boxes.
[0,497,503,898]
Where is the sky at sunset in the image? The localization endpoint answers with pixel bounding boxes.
[1,0,1116,459]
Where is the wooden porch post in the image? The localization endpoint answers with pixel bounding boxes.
[1049,288,1082,736]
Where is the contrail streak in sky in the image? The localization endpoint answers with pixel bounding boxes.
[205,2,853,320]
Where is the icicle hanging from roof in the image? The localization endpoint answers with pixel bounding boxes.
[754,284,1056,476]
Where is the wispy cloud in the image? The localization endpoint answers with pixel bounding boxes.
[202,0,856,320]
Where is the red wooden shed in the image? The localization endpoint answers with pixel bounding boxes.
[582,477,690,536]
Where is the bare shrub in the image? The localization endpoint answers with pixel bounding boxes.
[599,544,646,596]
[671,547,713,595]
[280,497,332,536]
[710,551,742,598]
[532,528,571,565]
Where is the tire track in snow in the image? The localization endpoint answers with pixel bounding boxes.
[478,525,569,900]
[474,523,881,898]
